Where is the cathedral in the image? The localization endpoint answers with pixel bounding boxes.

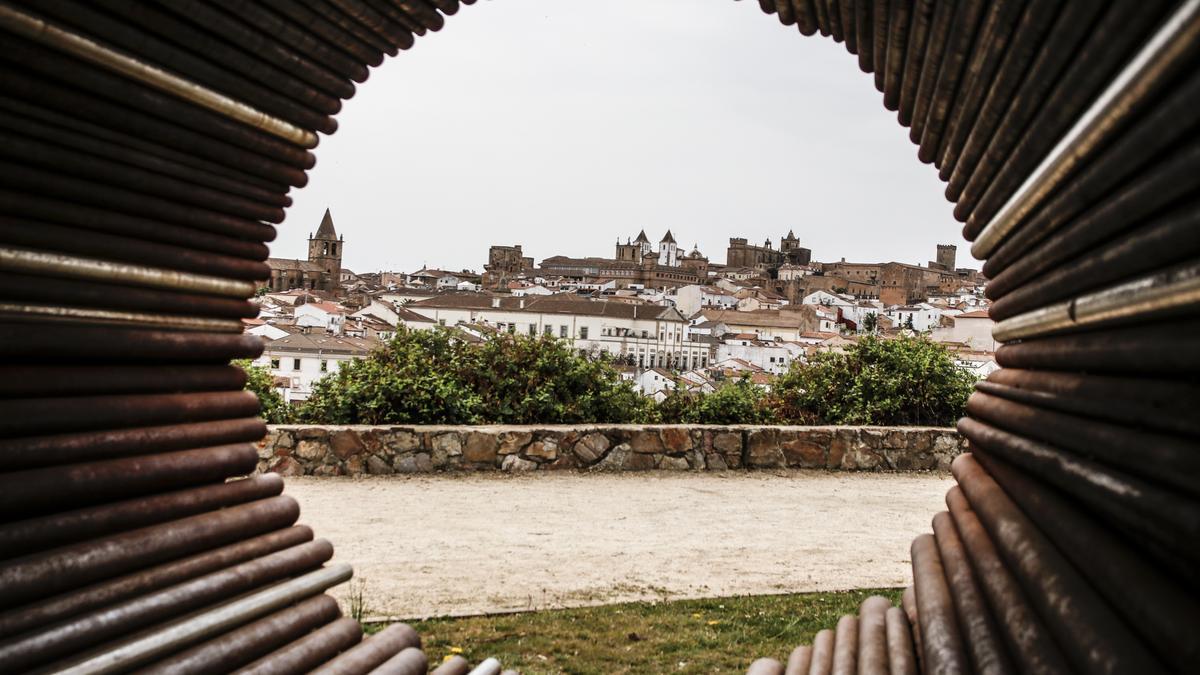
[264,208,344,293]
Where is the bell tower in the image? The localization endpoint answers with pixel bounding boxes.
[307,208,343,290]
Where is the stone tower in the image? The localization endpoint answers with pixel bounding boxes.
[936,244,957,271]
[308,208,343,285]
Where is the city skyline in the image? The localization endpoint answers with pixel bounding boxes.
[274,0,958,274]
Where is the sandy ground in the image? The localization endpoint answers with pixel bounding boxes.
[284,471,953,620]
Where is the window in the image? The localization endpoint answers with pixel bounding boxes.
[507,324,516,334]
[438,319,446,326]
[529,324,537,336]
[579,326,588,339]
[320,359,328,372]
[292,358,301,371]
[560,325,568,338]
[270,358,280,369]
[544,325,553,336]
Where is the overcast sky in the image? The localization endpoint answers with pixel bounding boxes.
[276,0,964,274]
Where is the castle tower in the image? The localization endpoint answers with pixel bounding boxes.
[634,229,653,258]
[936,244,957,271]
[658,229,678,267]
[308,208,343,290]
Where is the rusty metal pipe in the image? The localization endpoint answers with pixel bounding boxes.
[0,323,263,362]
[0,526,312,639]
[907,0,955,143]
[974,452,1200,670]
[952,453,1164,672]
[746,657,784,675]
[310,623,422,675]
[910,533,969,674]
[208,0,371,79]
[233,616,364,675]
[297,0,397,54]
[266,0,387,64]
[807,628,835,675]
[0,273,259,323]
[328,0,419,46]
[431,655,471,675]
[0,474,283,558]
[930,511,1013,674]
[0,218,270,282]
[0,495,299,606]
[783,645,811,675]
[855,596,889,675]
[0,390,260,438]
[0,364,246,398]
[0,190,272,261]
[368,646,429,675]
[880,0,911,111]
[0,418,265,470]
[917,0,986,165]
[896,0,933,126]
[466,657,503,675]
[945,486,1072,675]
[884,607,917,675]
[132,594,341,674]
[0,444,259,519]
[830,614,857,675]
[958,418,1200,564]
[853,0,872,71]
[869,0,887,90]
[0,540,334,672]
[993,320,1200,375]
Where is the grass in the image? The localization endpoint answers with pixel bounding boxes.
[372,588,903,674]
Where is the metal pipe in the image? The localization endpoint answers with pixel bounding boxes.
[0,271,257,321]
[0,526,312,639]
[0,243,258,296]
[870,0,887,90]
[944,486,1072,675]
[746,657,784,675]
[855,596,889,675]
[0,4,317,148]
[0,474,283,558]
[930,511,1013,674]
[907,0,955,143]
[896,0,934,127]
[783,645,811,675]
[0,495,299,606]
[916,0,986,165]
[966,390,1200,496]
[881,0,911,111]
[0,444,259,519]
[970,0,1200,258]
[0,323,264,362]
[368,646,429,675]
[0,390,260,437]
[958,418,1200,566]
[974,452,1200,670]
[0,364,246,399]
[233,616,364,675]
[0,301,244,332]
[993,320,1200,375]
[49,563,353,674]
[853,0,872,71]
[132,594,341,674]
[910,533,969,674]
[0,190,273,262]
[265,0,386,65]
[0,418,266,470]
[465,657,503,675]
[310,623,422,675]
[0,540,335,672]
[830,614,857,675]
[952,453,1164,673]
[431,655,471,675]
[884,607,917,675]
[808,628,834,675]
[207,0,372,79]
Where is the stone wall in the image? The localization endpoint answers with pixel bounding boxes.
[258,425,965,476]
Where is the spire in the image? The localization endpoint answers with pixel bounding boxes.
[634,230,650,244]
[785,229,796,240]
[660,229,676,244]
[315,208,337,239]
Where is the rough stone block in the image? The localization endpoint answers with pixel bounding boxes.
[573,432,611,465]
[269,456,303,476]
[330,430,366,459]
[502,454,538,472]
[295,439,326,461]
[431,432,463,456]
[744,430,787,469]
[659,427,693,454]
[462,432,499,464]
[524,438,558,461]
[498,430,533,455]
[777,429,829,468]
[629,429,665,454]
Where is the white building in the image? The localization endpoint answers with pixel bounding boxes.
[294,301,347,335]
[885,303,944,332]
[715,335,805,375]
[406,293,708,370]
[674,284,739,317]
[931,310,996,351]
[254,332,381,402]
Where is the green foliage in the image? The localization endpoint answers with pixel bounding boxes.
[861,311,879,333]
[296,328,655,425]
[657,376,777,425]
[769,335,974,426]
[235,359,291,424]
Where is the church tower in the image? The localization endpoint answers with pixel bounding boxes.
[307,208,343,290]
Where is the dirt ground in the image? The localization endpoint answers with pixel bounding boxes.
[284,471,953,620]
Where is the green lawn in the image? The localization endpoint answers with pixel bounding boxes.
[376,588,903,674]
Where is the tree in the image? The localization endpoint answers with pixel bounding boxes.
[235,359,291,424]
[657,376,777,425]
[862,312,879,333]
[769,335,974,426]
[296,328,656,425]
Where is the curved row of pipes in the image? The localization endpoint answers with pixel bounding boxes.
[0,0,1196,672]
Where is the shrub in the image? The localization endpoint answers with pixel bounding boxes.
[235,359,291,424]
[657,376,777,425]
[769,335,973,426]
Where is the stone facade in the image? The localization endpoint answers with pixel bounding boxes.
[256,425,965,476]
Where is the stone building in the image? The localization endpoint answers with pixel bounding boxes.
[482,244,534,288]
[265,208,344,293]
[725,230,812,276]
